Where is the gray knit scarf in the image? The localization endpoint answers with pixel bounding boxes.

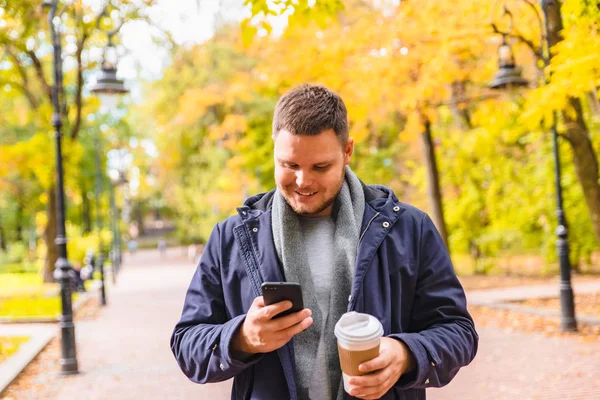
[272,166,365,400]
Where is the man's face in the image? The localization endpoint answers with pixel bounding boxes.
[274,128,354,217]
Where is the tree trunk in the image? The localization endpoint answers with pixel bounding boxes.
[562,98,600,244]
[547,2,600,246]
[43,187,57,283]
[450,80,472,130]
[82,188,92,234]
[16,200,23,242]
[0,220,6,251]
[420,115,450,250]
[135,204,145,236]
[586,89,600,117]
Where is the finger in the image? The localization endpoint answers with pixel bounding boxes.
[348,372,391,399]
[349,382,385,399]
[351,387,387,400]
[252,296,265,309]
[277,316,313,339]
[272,308,312,331]
[348,369,388,388]
[358,353,391,374]
[260,300,293,320]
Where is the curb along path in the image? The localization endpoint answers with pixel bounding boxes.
[0,325,54,395]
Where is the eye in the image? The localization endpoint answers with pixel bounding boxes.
[314,165,329,171]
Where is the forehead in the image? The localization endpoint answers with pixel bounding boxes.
[274,129,343,163]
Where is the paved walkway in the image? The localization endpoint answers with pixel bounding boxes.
[428,327,600,400]
[468,281,600,305]
[53,248,231,399]
[4,249,600,399]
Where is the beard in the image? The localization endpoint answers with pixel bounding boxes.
[293,192,338,216]
[281,168,346,217]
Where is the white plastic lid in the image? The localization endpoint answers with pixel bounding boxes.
[334,312,383,344]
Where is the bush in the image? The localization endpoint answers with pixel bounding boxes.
[68,236,96,267]
[7,242,27,264]
[0,242,38,274]
[0,250,9,268]
[66,227,113,267]
[0,262,38,274]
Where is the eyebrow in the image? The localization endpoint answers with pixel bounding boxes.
[276,158,332,166]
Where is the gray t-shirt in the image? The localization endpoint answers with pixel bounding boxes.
[298,215,335,399]
[298,216,335,315]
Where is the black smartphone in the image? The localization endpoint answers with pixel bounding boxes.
[261,282,304,319]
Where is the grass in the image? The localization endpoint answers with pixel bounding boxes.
[0,273,57,298]
[0,262,39,274]
[0,272,82,319]
[0,336,29,363]
[0,294,80,319]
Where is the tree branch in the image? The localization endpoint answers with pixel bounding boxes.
[70,31,88,140]
[4,47,39,109]
[138,14,179,54]
[26,49,53,104]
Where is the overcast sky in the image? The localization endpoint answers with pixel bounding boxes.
[119,0,246,81]
[78,0,249,103]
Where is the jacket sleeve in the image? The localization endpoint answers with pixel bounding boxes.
[170,223,263,383]
[390,214,478,389]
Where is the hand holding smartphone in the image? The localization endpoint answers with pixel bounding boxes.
[231,281,311,355]
[261,282,304,318]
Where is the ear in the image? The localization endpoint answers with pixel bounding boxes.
[344,137,354,165]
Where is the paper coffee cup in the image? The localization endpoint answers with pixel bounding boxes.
[334,312,383,392]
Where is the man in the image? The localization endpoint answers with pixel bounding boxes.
[171,84,478,400]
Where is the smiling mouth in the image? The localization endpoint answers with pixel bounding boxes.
[295,190,317,197]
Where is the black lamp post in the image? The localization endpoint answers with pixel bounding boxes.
[94,136,107,306]
[489,0,577,332]
[90,23,129,302]
[44,0,78,375]
[109,169,128,283]
[43,0,130,373]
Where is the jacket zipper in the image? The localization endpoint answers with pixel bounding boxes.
[349,211,381,309]
[358,211,380,244]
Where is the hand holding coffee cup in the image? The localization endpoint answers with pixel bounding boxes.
[334,312,383,391]
[335,312,416,399]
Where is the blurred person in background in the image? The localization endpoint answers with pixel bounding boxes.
[158,238,167,258]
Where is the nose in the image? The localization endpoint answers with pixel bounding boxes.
[295,170,313,188]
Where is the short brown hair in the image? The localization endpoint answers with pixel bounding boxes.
[272,84,349,145]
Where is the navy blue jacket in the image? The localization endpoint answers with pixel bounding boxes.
[171,184,478,399]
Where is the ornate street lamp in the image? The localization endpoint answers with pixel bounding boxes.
[489,0,577,332]
[90,23,128,112]
[42,0,130,374]
[489,33,529,89]
[42,0,78,375]
[91,23,129,303]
